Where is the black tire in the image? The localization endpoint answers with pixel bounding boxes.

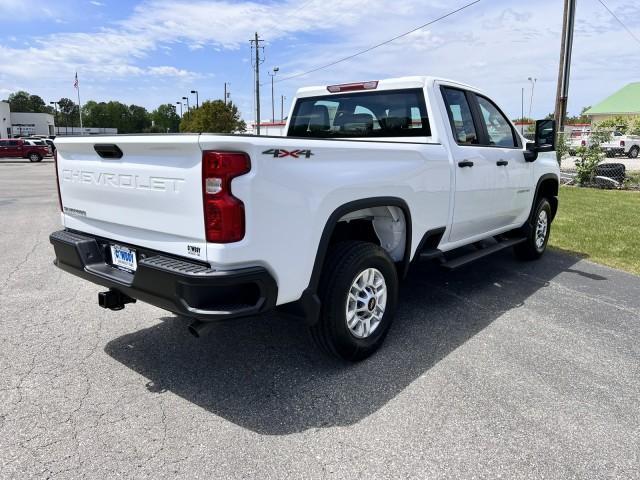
[28,153,42,162]
[628,146,639,159]
[310,241,398,361]
[514,198,552,261]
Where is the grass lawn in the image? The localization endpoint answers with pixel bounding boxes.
[550,186,640,275]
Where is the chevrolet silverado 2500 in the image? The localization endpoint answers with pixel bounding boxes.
[50,76,560,361]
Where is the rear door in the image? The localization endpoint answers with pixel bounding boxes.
[55,135,208,260]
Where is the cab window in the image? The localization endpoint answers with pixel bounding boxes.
[442,88,478,145]
[476,96,517,148]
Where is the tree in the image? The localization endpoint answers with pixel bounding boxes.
[57,98,80,128]
[80,100,150,133]
[151,104,181,132]
[566,106,591,124]
[127,104,151,133]
[6,91,54,113]
[180,100,246,133]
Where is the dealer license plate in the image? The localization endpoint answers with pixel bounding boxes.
[110,244,137,272]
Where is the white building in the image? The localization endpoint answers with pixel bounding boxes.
[10,111,55,137]
[0,102,56,137]
[248,121,287,136]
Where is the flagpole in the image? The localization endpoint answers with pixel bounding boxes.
[75,72,84,134]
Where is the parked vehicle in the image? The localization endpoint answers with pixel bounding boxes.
[22,138,53,156]
[50,76,559,361]
[0,138,50,162]
[567,130,591,155]
[601,132,640,158]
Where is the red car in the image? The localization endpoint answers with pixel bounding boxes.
[0,138,51,162]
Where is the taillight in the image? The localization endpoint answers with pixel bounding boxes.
[202,151,250,243]
[581,140,586,146]
[620,140,625,147]
[54,149,62,211]
[327,81,378,93]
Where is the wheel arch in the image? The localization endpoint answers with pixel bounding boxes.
[530,173,559,223]
[279,197,412,325]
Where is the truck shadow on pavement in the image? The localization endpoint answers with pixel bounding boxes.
[104,250,582,435]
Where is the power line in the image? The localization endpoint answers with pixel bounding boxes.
[596,0,640,46]
[273,0,482,84]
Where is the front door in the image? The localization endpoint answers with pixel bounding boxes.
[6,140,21,157]
[473,94,532,226]
[441,87,510,243]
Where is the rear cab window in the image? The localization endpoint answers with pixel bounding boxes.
[288,89,431,139]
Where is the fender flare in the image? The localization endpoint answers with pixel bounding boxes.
[527,173,559,225]
[281,197,412,325]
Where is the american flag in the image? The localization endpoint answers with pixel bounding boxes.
[74,72,79,89]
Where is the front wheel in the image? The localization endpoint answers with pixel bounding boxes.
[513,198,552,261]
[29,153,42,162]
[310,241,398,361]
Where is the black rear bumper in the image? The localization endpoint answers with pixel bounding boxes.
[49,230,277,321]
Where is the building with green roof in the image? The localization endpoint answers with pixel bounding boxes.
[585,82,640,123]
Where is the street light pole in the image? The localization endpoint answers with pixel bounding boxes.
[176,101,183,117]
[527,77,537,120]
[281,95,286,122]
[268,67,279,122]
[520,88,524,135]
[182,96,190,117]
[190,90,199,109]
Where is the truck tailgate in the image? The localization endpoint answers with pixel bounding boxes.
[55,135,207,261]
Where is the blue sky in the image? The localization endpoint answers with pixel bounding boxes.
[1,0,639,122]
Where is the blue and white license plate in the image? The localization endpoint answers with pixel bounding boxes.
[110,244,137,272]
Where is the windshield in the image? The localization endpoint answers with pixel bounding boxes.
[288,88,431,138]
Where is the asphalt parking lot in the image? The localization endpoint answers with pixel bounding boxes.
[1,159,639,479]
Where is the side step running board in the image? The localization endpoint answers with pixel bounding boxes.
[440,237,526,270]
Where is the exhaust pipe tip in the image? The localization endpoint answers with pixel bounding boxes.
[188,320,215,338]
[188,322,202,338]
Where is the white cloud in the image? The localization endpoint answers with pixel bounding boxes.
[90,1,105,6]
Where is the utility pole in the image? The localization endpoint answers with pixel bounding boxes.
[281,95,286,122]
[250,32,264,135]
[555,0,576,133]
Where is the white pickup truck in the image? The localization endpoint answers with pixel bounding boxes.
[601,131,640,158]
[50,76,560,361]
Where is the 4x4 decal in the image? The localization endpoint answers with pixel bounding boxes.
[262,148,314,159]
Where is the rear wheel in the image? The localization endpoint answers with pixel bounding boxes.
[628,146,639,159]
[513,198,552,261]
[28,153,42,162]
[310,241,398,361]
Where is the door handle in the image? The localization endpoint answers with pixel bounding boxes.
[496,160,509,166]
[458,160,474,168]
